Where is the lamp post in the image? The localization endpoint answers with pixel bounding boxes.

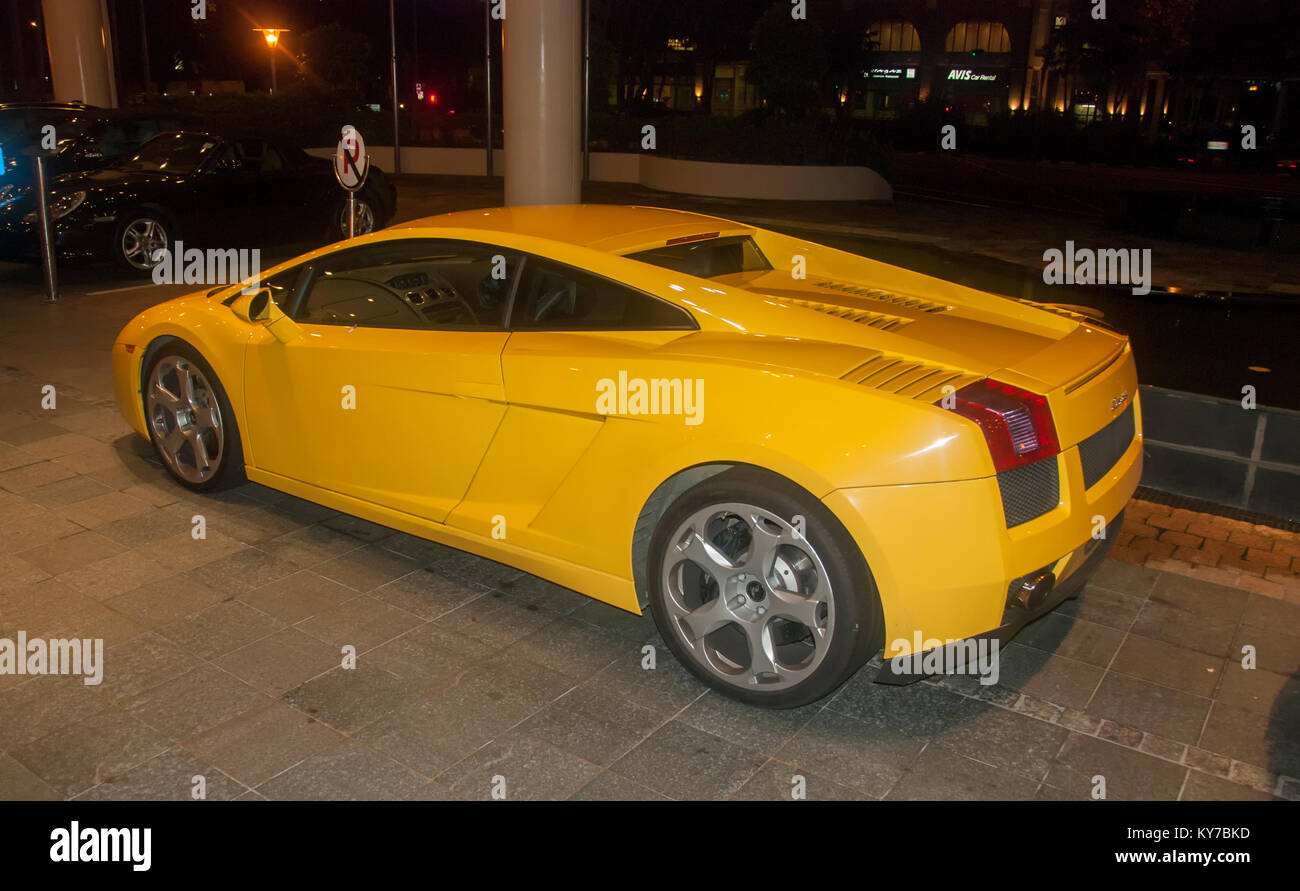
[252,28,288,93]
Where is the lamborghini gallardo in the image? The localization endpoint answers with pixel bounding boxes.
[112,205,1142,707]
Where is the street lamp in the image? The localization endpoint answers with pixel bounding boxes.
[252,28,288,93]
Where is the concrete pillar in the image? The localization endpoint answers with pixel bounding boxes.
[41,0,116,107]
[503,0,581,206]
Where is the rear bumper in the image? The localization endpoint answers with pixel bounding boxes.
[873,511,1120,684]
[824,392,1143,669]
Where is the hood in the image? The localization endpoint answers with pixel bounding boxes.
[52,165,191,198]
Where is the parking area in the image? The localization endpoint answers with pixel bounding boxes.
[0,276,1297,802]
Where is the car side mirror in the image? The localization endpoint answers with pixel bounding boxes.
[230,287,302,343]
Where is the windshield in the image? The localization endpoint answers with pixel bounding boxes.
[119,132,218,174]
[626,235,772,279]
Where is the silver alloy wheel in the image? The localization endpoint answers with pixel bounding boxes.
[145,356,224,484]
[120,217,169,271]
[660,502,835,691]
[339,199,376,236]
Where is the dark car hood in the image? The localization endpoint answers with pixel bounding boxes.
[49,166,194,204]
[66,166,189,188]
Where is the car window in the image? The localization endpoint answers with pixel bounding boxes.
[92,124,129,158]
[296,239,521,330]
[229,139,285,174]
[215,263,302,305]
[261,145,285,172]
[0,108,83,144]
[211,143,241,172]
[262,265,303,309]
[122,133,217,173]
[627,235,771,279]
[511,259,696,330]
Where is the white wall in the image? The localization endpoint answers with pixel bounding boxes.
[309,146,892,202]
[637,154,891,202]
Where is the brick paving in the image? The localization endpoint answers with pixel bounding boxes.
[1115,502,1300,603]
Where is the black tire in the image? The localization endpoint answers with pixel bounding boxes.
[112,209,175,277]
[646,467,883,708]
[141,341,246,492]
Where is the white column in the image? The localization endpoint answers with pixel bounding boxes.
[503,0,582,206]
[41,0,115,107]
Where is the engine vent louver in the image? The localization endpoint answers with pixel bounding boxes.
[811,280,951,314]
[773,297,913,331]
[842,355,983,402]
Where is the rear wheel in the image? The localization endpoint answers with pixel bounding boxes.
[647,467,882,708]
[143,343,245,491]
[332,194,377,240]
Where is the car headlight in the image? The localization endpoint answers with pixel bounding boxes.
[49,190,87,219]
[23,190,86,222]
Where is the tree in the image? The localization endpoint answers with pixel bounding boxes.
[299,23,372,99]
[825,20,874,123]
[746,2,827,118]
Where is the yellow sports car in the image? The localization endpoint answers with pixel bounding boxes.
[111,205,1141,707]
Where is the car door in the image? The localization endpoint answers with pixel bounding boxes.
[444,256,698,570]
[238,139,315,243]
[186,140,275,246]
[242,237,520,523]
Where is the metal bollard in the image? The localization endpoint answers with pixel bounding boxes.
[33,153,59,304]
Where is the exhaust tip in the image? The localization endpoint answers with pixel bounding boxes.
[1008,571,1055,611]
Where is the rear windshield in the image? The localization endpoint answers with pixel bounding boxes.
[627,235,772,279]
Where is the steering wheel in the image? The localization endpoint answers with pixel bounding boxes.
[323,276,425,324]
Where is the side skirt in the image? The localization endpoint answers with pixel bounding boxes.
[244,466,641,614]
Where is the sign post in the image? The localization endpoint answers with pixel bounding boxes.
[333,125,371,239]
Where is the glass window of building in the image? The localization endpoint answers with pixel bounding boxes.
[944,22,1012,53]
[869,22,921,52]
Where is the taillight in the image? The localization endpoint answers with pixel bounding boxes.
[937,379,1059,473]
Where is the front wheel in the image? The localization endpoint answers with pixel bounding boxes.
[143,342,246,491]
[646,467,882,708]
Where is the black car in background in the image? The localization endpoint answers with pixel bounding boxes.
[0,102,191,191]
[0,129,397,274]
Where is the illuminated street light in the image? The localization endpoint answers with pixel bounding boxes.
[252,28,289,93]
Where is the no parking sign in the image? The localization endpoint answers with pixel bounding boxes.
[333,125,371,239]
[334,125,369,192]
